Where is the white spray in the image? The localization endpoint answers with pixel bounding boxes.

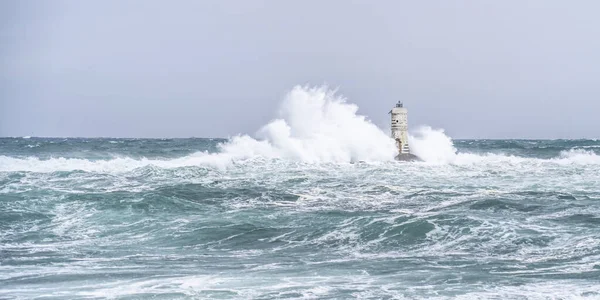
[408,126,458,164]
[221,85,397,163]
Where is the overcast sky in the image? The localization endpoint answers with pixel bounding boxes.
[2,1,600,139]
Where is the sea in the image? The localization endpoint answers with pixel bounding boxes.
[1,87,599,299]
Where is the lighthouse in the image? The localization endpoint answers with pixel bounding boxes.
[389,101,419,161]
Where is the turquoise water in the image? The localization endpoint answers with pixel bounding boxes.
[1,138,600,299]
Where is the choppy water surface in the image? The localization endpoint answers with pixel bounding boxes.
[1,137,600,299]
[1,85,599,299]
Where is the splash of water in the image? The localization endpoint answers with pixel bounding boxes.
[408,126,458,164]
[220,85,397,163]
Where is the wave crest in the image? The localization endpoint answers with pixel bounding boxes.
[223,85,397,163]
[409,126,457,164]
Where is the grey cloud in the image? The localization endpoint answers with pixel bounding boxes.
[1,0,599,138]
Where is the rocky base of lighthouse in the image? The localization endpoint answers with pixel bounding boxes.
[395,153,421,161]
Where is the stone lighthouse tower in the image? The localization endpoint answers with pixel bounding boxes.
[389,101,418,161]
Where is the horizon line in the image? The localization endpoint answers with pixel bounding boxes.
[1,135,598,141]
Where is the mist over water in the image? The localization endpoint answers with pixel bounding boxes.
[2,86,600,299]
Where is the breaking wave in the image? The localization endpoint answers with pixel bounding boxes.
[409,126,457,164]
[219,85,397,163]
[1,85,599,173]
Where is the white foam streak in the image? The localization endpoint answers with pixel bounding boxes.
[0,153,235,173]
[557,149,600,164]
[409,126,600,166]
